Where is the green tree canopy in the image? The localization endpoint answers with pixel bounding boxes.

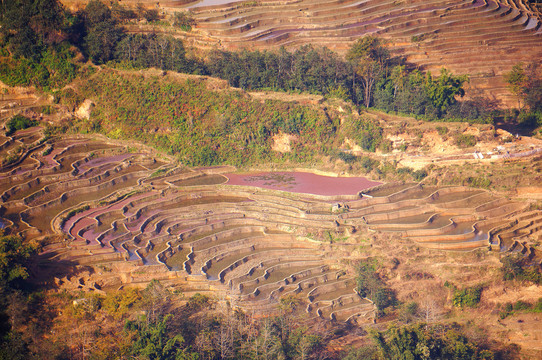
[424,69,468,115]
[371,324,494,360]
[125,315,198,360]
[0,235,37,288]
[0,0,64,59]
[346,36,390,108]
[83,0,122,64]
[505,63,526,109]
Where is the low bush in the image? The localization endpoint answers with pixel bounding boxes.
[360,156,379,172]
[335,151,358,163]
[452,285,482,308]
[395,166,427,181]
[42,146,52,156]
[465,176,492,189]
[103,288,141,319]
[436,126,448,136]
[172,12,196,31]
[455,134,477,148]
[499,298,542,319]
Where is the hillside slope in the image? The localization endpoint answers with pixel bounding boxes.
[2,72,542,357]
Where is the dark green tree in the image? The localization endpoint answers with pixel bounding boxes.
[83,0,122,64]
[144,9,160,23]
[84,0,112,27]
[0,235,37,288]
[125,315,198,360]
[505,63,526,109]
[0,0,64,59]
[0,235,36,360]
[111,1,137,22]
[346,36,390,108]
[424,69,467,116]
[355,258,383,298]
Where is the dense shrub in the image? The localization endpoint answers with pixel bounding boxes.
[55,87,85,111]
[513,300,531,311]
[455,133,477,148]
[6,115,37,135]
[331,150,358,163]
[396,167,428,182]
[412,169,428,181]
[0,235,38,287]
[342,116,384,152]
[0,46,78,89]
[452,286,482,308]
[499,298,542,319]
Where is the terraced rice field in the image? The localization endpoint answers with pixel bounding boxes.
[1,124,540,322]
[171,0,542,105]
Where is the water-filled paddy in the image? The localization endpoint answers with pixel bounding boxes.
[186,0,244,8]
[225,172,381,196]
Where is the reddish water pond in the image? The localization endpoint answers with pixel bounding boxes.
[186,0,243,8]
[225,172,381,196]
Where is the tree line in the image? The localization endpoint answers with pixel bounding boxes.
[204,39,481,122]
